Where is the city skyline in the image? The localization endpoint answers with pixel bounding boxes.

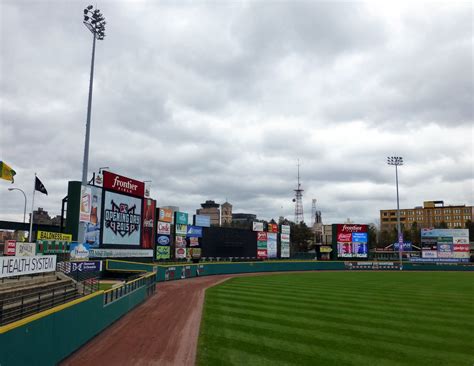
[1,1,472,225]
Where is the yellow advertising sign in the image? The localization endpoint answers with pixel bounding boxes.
[37,231,72,242]
[320,246,333,253]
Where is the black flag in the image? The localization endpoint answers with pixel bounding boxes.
[35,176,48,195]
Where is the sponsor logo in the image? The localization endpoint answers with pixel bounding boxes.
[257,232,267,241]
[157,236,170,245]
[341,225,364,232]
[157,222,171,235]
[337,233,352,242]
[103,171,145,197]
[104,200,140,237]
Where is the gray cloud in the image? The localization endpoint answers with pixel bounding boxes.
[1,1,472,226]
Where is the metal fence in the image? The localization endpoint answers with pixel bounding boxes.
[103,272,156,305]
[0,278,99,326]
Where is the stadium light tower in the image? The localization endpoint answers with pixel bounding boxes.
[387,156,404,270]
[81,5,106,186]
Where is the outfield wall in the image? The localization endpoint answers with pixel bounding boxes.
[0,273,155,366]
[150,261,474,282]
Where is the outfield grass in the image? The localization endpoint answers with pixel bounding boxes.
[197,272,474,366]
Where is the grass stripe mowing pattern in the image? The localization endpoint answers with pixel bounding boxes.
[197,272,474,366]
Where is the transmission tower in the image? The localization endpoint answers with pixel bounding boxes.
[293,160,304,223]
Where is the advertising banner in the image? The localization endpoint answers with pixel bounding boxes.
[252,222,264,232]
[175,212,189,225]
[281,225,290,234]
[352,233,368,242]
[57,261,102,274]
[175,247,186,259]
[257,249,267,259]
[175,235,186,248]
[189,237,199,247]
[103,171,145,197]
[393,242,412,251]
[157,221,171,235]
[176,224,187,235]
[338,224,368,234]
[89,248,153,258]
[156,235,171,246]
[188,247,201,259]
[102,191,142,246]
[186,225,203,238]
[257,232,267,241]
[353,243,368,257]
[158,208,173,223]
[453,237,469,245]
[37,231,72,242]
[452,252,470,259]
[281,244,290,258]
[267,233,277,259]
[16,242,36,257]
[194,215,211,227]
[453,244,470,252]
[320,246,332,253]
[337,243,353,257]
[421,228,469,237]
[267,224,278,233]
[141,199,156,249]
[80,185,92,222]
[422,250,438,258]
[69,242,90,260]
[82,186,102,247]
[4,240,16,256]
[257,241,267,249]
[281,233,290,242]
[155,246,171,260]
[0,255,57,278]
[410,257,469,263]
[337,233,352,242]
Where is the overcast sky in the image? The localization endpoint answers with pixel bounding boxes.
[1,1,472,226]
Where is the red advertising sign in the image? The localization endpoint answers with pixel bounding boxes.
[267,223,278,233]
[257,232,267,241]
[4,240,16,256]
[337,233,352,242]
[257,249,267,259]
[158,208,173,223]
[141,199,156,249]
[338,224,368,233]
[103,171,145,197]
[453,244,470,252]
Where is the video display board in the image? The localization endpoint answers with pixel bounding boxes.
[335,224,368,258]
[102,191,142,246]
[420,228,469,261]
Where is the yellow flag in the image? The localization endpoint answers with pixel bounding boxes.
[0,161,16,183]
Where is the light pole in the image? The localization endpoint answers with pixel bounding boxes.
[8,188,27,224]
[81,5,106,186]
[387,156,404,270]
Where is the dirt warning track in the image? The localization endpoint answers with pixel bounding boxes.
[61,275,235,366]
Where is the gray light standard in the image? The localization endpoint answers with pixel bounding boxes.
[387,156,404,270]
[8,188,27,223]
[81,5,106,185]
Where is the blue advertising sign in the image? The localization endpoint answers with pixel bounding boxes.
[156,235,171,246]
[393,242,412,251]
[352,233,368,243]
[186,225,203,238]
[194,215,211,227]
[57,261,102,274]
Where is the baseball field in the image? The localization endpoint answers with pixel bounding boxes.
[197,272,474,366]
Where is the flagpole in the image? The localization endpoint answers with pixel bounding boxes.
[28,173,37,242]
